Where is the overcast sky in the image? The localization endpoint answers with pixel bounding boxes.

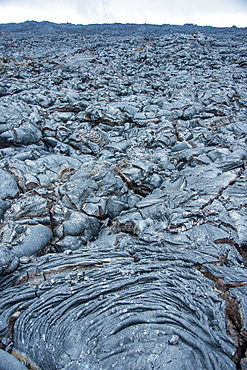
[0,0,246,27]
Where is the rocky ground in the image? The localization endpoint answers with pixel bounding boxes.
[0,21,247,369]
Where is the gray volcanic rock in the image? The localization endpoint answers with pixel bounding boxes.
[0,247,18,275]
[0,349,28,370]
[0,170,18,199]
[11,224,53,258]
[0,21,247,369]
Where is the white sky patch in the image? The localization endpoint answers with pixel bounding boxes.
[0,0,246,26]
[0,2,83,24]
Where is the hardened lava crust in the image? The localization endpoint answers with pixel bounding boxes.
[0,22,247,369]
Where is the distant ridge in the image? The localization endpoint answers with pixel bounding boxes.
[0,21,244,36]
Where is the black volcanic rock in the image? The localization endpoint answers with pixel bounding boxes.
[0,21,247,370]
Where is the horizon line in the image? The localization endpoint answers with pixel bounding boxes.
[0,20,245,29]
